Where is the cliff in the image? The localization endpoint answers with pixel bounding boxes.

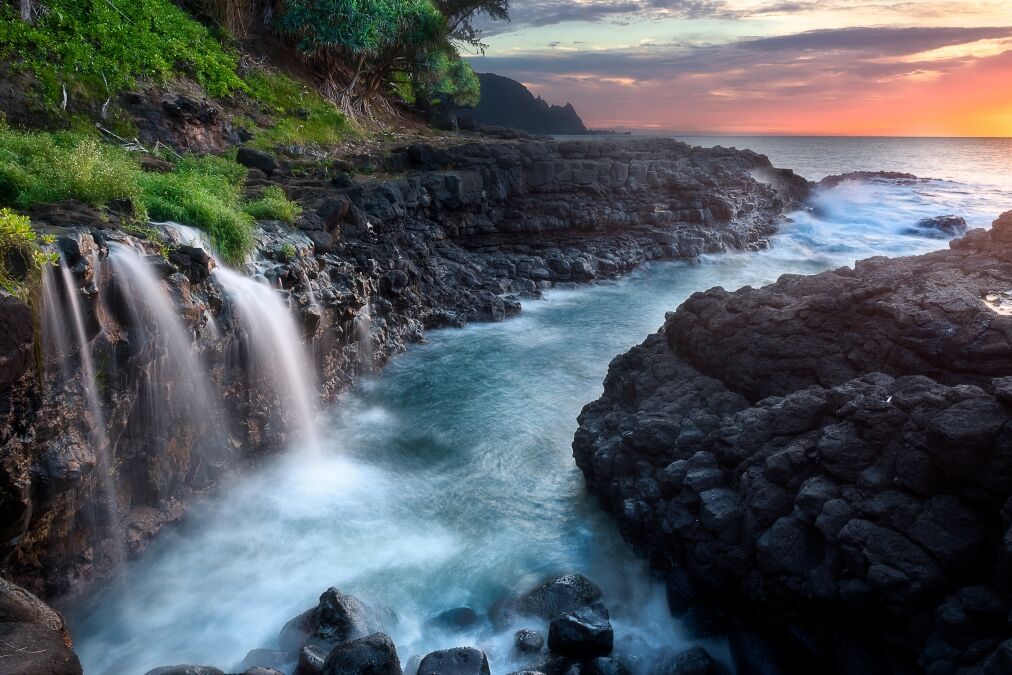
[459,73,589,135]
[0,135,809,603]
[573,214,1012,674]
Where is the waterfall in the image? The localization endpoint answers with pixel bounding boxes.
[214,267,320,453]
[352,303,374,375]
[41,255,123,559]
[108,246,230,471]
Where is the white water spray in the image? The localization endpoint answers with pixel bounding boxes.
[215,267,320,453]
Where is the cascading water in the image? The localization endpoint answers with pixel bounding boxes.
[40,255,122,554]
[214,266,320,453]
[107,245,230,473]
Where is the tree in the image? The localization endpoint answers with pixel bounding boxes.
[20,0,33,23]
[434,0,509,53]
[277,0,447,113]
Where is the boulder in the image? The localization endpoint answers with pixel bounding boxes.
[547,603,613,658]
[236,147,280,176]
[144,668,224,675]
[906,215,968,238]
[494,573,603,627]
[664,646,724,675]
[240,649,288,671]
[417,647,490,675]
[583,657,630,675]
[515,628,545,654]
[294,645,328,675]
[280,587,384,654]
[322,633,401,675]
[425,607,481,631]
[0,577,81,675]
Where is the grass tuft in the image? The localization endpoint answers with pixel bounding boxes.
[244,186,302,223]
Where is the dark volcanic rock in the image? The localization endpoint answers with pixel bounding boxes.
[494,573,604,627]
[573,211,1012,674]
[280,587,384,654]
[906,215,968,238]
[426,607,481,631]
[515,628,546,654]
[665,646,725,675]
[417,647,490,675]
[237,147,281,176]
[322,632,401,675]
[0,577,81,674]
[547,603,613,658]
[295,645,328,675]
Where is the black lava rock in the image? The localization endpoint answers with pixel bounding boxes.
[547,603,613,658]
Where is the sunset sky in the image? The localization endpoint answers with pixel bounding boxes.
[467,1,1012,135]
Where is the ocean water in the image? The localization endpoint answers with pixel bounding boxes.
[67,138,1012,674]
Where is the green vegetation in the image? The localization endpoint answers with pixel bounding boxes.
[0,207,53,298]
[244,71,355,148]
[0,0,244,105]
[0,125,141,211]
[275,0,504,111]
[245,186,303,223]
[137,155,255,263]
[0,125,301,264]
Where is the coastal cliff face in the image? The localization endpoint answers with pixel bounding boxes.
[573,214,1012,674]
[0,137,807,600]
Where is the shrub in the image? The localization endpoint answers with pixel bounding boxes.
[245,186,302,223]
[0,208,53,297]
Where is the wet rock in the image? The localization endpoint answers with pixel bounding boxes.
[515,628,546,654]
[583,657,630,675]
[417,647,490,675]
[907,215,968,238]
[494,573,603,627]
[242,669,285,675]
[0,577,81,674]
[0,292,34,392]
[280,587,384,654]
[426,607,481,631]
[144,667,224,675]
[322,632,401,675]
[664,646,724,675]
[547,603,613,658]
[295,645,328,675]
[240,649,288,671]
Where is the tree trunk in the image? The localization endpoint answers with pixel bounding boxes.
[20,0,33,23]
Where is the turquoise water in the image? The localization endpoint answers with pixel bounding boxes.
[68,139,1012,674]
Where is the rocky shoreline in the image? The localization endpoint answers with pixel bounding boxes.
[573,212,1012,674]
[0,134,806,615]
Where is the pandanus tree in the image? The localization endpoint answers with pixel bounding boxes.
[277,0,447,114]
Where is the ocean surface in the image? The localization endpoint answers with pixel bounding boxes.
[67,137,1012,674]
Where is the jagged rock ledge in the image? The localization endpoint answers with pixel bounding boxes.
[573,212,1012,674]
[0,136,808,602]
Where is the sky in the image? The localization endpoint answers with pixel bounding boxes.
[465,0,1012,135]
